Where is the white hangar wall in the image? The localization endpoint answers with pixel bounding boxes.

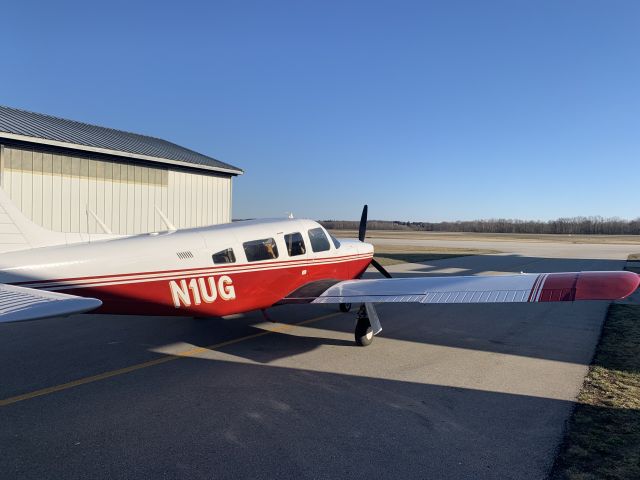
[0,145,232,235]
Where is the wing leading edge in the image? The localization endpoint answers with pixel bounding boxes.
[0,283,101,323]
[298,271,640,305]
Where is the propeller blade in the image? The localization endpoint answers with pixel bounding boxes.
[370,258,392,278]
[358,205,368,242]
[358,204,389,278]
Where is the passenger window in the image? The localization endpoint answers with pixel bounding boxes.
[330,234,341,249]
[285,232,306,257]
[243,238,279,262]
[308,228,331,252]
[212,248,236,264]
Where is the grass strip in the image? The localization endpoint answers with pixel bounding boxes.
[549,298,640,479]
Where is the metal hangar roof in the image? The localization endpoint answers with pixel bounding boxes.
[0,105,243,175]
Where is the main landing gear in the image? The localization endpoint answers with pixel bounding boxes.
[340,302,383,347]
[355,305,374,346]
[339,303,352,313]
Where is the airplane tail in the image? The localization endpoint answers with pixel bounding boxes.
[0,187,121,253]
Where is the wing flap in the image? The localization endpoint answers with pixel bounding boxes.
[305,271,639,305]
[0,284,101,323]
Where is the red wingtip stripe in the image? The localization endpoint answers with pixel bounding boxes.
[537,271,640,302]
[527,274,542,302]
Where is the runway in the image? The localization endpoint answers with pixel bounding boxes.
[1,239,637,479]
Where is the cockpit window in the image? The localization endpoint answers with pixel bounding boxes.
[212,248,236,264]
[285,232,306,257]
[330,234,341,249]
[308,227,331,253]
[243,238,279,262]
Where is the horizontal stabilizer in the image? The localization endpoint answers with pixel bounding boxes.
[0,284,101,323]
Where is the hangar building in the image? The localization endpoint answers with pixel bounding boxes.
[0,105,243,235]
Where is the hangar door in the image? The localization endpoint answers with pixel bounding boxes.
[0,145,232,235]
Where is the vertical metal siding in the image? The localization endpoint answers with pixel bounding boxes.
[70,157,80,232]
[61,155,71,231]
[104,161,113,233]
[21,150,32,219]
[161,170,168,229]
[0,145,232,234]
[32,152,43,227]
[12,149,22,210]
[42,153,53,230]
[51,154,62,231]
[95,161,105,232]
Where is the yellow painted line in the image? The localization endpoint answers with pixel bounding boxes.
[0,312,341,408]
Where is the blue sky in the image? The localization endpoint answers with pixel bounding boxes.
[2,1,639,221]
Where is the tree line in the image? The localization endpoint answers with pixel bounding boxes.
[320,216,640,235]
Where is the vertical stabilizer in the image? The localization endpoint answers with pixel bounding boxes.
[0,187,68,252]
[0,187,121,253]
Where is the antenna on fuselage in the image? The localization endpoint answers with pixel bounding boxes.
[86,206,113,234]
[155,206,176,231]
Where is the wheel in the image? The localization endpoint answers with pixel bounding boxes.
[339,303,352,313]
[354,316,374,346]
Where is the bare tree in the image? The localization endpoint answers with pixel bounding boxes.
[320,217,640,235]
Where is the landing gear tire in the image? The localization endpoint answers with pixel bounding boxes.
[354,316,374,347]
[339,303,352,313]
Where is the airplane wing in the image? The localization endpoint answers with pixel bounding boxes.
[0,283,101,323]
[282,271,640,305]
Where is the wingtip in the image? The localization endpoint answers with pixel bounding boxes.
[575,271,640,301]
[82,297,103,312]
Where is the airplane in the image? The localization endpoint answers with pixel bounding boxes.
[0,188,637,346]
